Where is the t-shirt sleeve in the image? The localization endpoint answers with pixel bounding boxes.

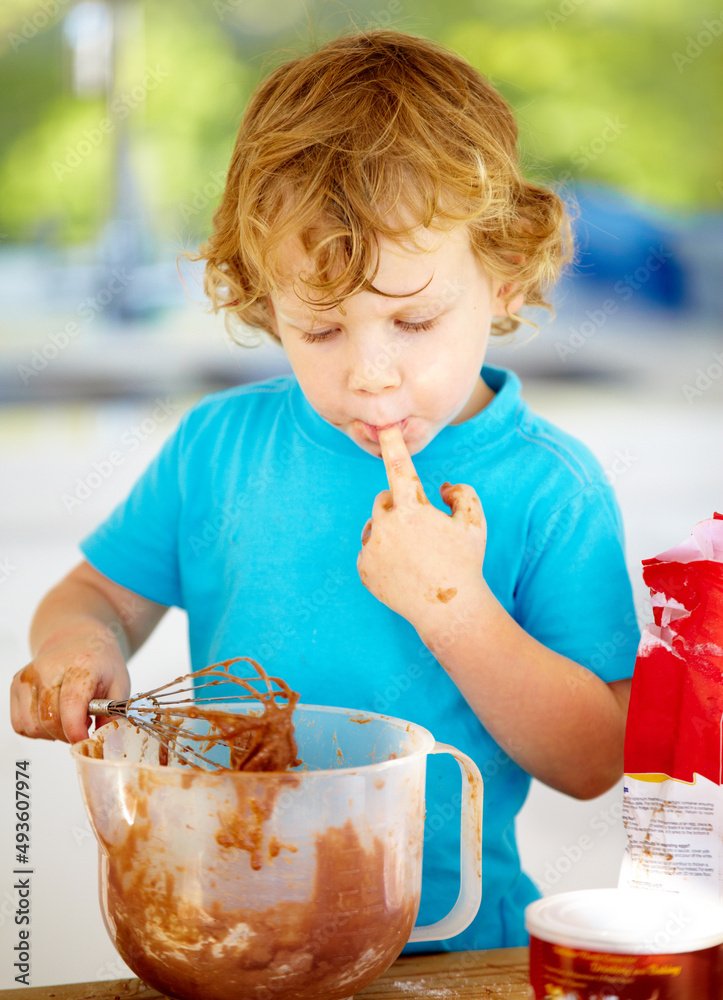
[79,417,186,608]
[513,480,639,683]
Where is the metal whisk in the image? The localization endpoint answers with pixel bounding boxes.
[87,657,300,771]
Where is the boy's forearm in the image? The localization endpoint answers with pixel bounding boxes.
[30,580,132,662]
[414,585,628,800]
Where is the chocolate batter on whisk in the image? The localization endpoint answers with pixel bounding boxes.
[86,657,301,772]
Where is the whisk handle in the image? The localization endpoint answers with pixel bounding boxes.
[88,699,127,716]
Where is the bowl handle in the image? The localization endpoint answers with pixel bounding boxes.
[407,741,483,943]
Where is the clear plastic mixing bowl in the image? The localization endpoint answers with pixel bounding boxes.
[71,704,483,1000]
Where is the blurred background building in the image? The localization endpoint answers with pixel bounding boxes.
[1,0,721,987]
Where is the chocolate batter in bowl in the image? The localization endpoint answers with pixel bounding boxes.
[72,704,483,1000]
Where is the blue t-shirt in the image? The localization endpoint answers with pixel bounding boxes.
[80,364,639,950]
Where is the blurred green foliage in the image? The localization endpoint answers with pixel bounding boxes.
[0,0,720,247]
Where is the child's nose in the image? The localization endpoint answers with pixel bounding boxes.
[347,339,403,393]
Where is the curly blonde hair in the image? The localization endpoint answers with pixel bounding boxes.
[190,29,573,341]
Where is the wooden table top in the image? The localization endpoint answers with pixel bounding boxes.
[0,947,531,999]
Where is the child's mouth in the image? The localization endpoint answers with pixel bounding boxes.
[358,419,408,444]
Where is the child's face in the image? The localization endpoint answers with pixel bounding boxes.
[268,224,518,457]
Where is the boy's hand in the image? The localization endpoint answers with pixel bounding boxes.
[357,425,488,629]
[10,624,130,744]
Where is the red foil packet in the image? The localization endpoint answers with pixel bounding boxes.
[619,514,723,904]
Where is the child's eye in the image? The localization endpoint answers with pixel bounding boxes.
[299,317,437,344]
[396,318,438,332]
[300,329,337,344]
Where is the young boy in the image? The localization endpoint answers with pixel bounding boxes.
[10,30,639,950]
